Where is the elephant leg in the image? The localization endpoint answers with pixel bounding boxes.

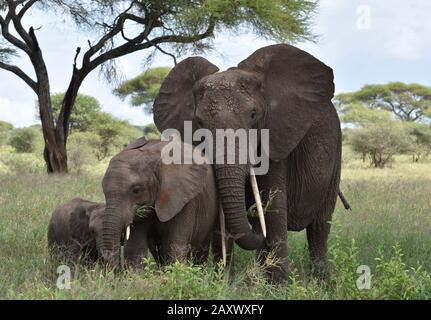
[192,242,210,265]
[306,219,331,279]
[122,219,152,268]
[157,222,192,265]
[162,242,191,265]
[256,160,289,283]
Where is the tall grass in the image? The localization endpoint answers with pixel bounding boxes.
[0,155,430,299]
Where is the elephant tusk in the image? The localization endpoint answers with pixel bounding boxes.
[250,168,267,238]
[126,225,130,241]
[218,202,227,268]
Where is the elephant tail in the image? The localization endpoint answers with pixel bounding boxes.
[338,190,352,211]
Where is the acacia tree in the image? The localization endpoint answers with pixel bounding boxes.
[113,66,171,114]
[335,82,431,123]
[0,0,317,173]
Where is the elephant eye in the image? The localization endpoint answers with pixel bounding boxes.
[250,110,256,120]
[131,185,143,195]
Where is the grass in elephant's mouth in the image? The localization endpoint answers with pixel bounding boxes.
[0,156,430,299]
[136,205,154,219]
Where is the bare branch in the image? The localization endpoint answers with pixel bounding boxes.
[73,46,80,67]
[18,0,39,18]
[0,60,37,92]
[91,15,215,69]
[0,14,32,54]
[144,37,177,65]
[6,0,34,48]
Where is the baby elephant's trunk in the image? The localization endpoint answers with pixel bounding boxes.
[98,206,123,269]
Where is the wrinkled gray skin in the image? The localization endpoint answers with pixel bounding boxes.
[153,44,342,282]
[47,198,103,264]
[97,139,218,268]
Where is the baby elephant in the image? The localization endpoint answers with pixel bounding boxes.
[47,198,103,264]
[96,138,219,268]
[48,198,150,267]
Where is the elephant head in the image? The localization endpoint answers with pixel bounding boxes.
[153,44,335,250]
[97,139,207,267]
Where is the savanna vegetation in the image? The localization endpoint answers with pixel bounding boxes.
[0,151,430,299]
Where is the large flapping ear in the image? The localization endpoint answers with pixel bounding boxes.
[123,137,149,151]
[155,142,207,222]
[153,57,219,137]
[238,44,335,160]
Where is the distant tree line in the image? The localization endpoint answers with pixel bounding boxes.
[335,82,431,168]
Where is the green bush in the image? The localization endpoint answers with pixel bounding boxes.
[349,123,414,168]
[0,150,45,174]
[407,123,431,162]
[143,123,160,139]
[0,120,14,147]
[67,132,100,174]
[8,127,38,153]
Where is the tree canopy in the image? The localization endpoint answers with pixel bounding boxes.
[37,93,102,132]
[335,83,431,123]
[113,67,171,114]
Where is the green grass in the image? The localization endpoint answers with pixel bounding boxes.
[0,155,430,299]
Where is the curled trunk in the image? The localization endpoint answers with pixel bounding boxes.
[214,164,264,250]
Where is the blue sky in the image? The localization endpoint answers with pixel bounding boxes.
[1,0,430,127]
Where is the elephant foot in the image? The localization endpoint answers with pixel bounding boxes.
[257,247,290,284]
[265,263,291,284]
[310,259,331,283]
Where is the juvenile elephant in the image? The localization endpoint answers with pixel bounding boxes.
[97,138,219,268]
[47,198,104,264]
[153,44,342,281]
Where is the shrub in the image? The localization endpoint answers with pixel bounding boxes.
[8,127,39,153]
[407,123,431,162]
[349,123,414,168]
[67,132,100,174]
[0,120,14,147]
[0,150,45,174]
[143,123,160,139]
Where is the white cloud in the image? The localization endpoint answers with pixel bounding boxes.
[0,97,38,127]
[381,3,431,60]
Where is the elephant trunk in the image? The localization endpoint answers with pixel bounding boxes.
[98,203,123,268]
[214,164,265,250]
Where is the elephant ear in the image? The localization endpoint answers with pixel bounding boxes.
[153,57,219,136]
[238,44,335,160]
[124,137,149,151]
[155,142,207,222]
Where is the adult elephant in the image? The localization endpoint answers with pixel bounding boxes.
[153,44,341,282]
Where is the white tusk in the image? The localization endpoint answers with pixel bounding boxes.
[219,202,227,268]
[250,168,267,238]
[126,225,130,241]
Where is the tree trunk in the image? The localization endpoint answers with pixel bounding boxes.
[39,66,84,174]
